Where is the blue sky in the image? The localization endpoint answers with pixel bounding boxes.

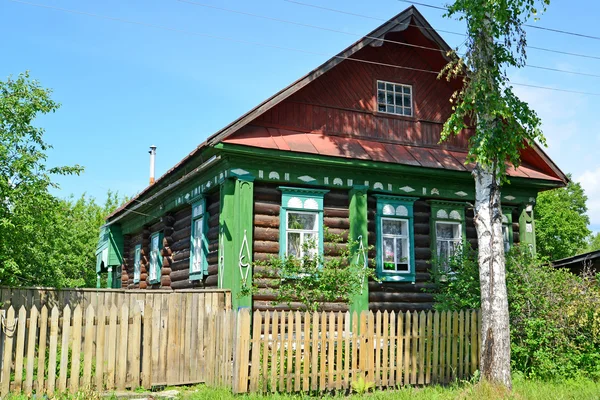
[2,0,599,232]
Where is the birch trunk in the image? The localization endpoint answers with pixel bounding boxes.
[473,163,512,388]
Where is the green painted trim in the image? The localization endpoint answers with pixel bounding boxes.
[429,200,467,272]
[216,143,564,191]
[189,198,209,280]
[149,231,163,285]
[220,178,255,310]
[374,194,418,283]
[349,186,369,315]
[133,244,142,284]
[519,203,537,255]
[278,186,329,259]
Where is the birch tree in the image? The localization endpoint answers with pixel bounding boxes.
[440,0,550,389]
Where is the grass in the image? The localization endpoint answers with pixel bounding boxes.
[2,377,599,399]
[181,377,600,400]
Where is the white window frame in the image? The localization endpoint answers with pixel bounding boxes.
[380,217,411,273]
[435,221,462,272]
[376,80,413,116]
[191,216,204,273]
[133,244,141,283]
[285,210,319,259]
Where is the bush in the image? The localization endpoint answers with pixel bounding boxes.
[428,245,600,380]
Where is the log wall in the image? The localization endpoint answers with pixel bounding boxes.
[120,190,221,290]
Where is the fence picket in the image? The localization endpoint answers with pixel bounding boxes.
[445,311,452,382]
[310,312,319,392]
[37,306,48,394]
[327,312,335,391]
[82,306,95,389]
[70,305,83,393]
[418,311,426,385]
[319,312,327,391]
[302,311,310,392]
[270,311,278,392]
[294,312,302,392]
[396,311,403,386]
[458,310,465,379]
[58,305,72,392]
[263,312,271,392]
[47,306,59,396]
[367,311,375,383]
[286,312,294,392]
[382,311,389,388]
[24,305,38,395]
[249,311,262,392]
[470,310,478,375]
[351,312,358,382]
[335,312,343,391]
[343,312,351,389]
[106,305,118,390]
[451,311,459,382]
[388,311,396,387]
[374,311,382,388]
[130,303,142,389]
[95,305,106,391]
[1,307,15,396]
[13,306,27,392]
[432,311,440,384]
[426,310,433,384]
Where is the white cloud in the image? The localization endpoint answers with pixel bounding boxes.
[577,167,600,228]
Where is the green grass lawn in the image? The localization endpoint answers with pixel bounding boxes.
[181,378,600,400]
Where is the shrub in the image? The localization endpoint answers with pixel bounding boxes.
[428,245,600,380]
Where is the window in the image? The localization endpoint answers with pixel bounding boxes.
[375,195,418,282]
[133,244,141,283]
[287,211,318,258]
[436,222,462,264]
[430,201,466,274]
[148,231,163,284]
[189,199,208,280]
[279,187,329,259]
[377,80,413,116]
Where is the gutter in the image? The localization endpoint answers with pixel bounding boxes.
[106,155,221,226]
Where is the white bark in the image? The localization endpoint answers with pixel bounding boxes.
[473,163,512,388]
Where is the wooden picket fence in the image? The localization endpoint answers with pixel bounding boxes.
[0,292,232,397]
[233,309,481,393]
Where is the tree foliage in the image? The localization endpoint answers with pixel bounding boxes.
[587,233,600,253]
[535,176,591,260]
[0,72,121,287]
[441,0,549,177]
[429,245,600,380]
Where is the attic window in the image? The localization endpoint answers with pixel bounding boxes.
[377,80,413,116]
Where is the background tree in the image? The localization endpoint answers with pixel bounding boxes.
[587,233,600,252]
[441,0,550,388]
[535,176,591,260]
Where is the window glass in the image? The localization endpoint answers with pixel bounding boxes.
[376,80,412,116]
[436,222,461,269]
[381,218,409,273]
[191,217,203,273]
[133,245,141,282]
[286,211,318,258]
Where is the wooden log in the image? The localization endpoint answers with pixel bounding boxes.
[254,241,279,254]
[414,223,430,235]
[207,264,218,276]
[207,200,220,215]
[254,226,280,242]
[205,274,218,287]
[253,300,348,312]
[323,217,349,230]
[170,280,199,290]
[160,275,172,287]
[368,292,435,303]
[173,249,191,264]
[415,247,432,260]
[170,237,190,253]
[170,269,191,282]
[254,214,279,228]
[369,302,434,312]
[207,251,219,265]
[368,281,436,292]
[206,226,219,241]
[170,258,189,272]
[254,252,279,263]
[254,201,280,216]
[323,207,349,218]
[171,227,190,243]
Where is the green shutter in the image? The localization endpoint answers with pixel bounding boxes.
[189,198,209,280]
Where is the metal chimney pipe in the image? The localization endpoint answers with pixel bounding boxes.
[149,145,157,185]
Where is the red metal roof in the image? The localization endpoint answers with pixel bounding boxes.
[224,125,563,182]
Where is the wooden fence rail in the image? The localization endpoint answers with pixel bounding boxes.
[0,291,231,397]
[233,309,481,394]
